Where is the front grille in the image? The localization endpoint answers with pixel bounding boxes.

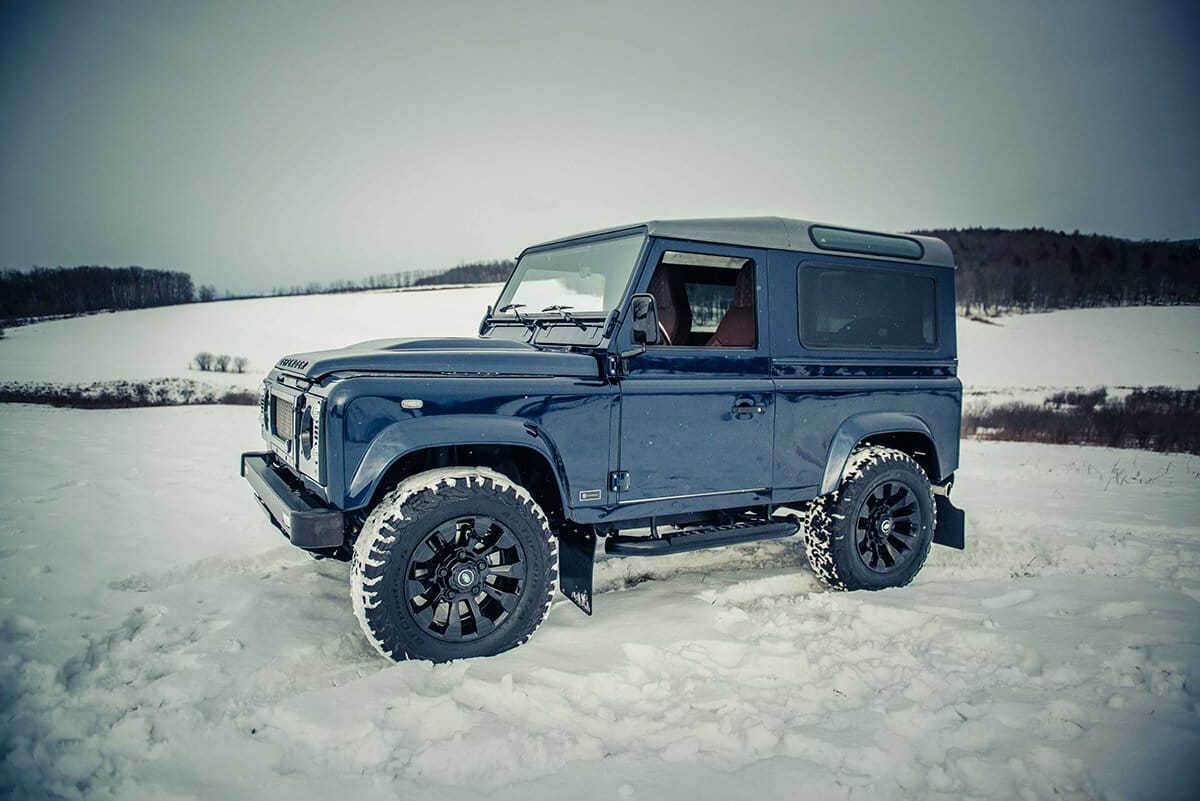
[272,396,295,441]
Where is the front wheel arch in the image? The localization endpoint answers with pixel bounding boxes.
[364,441,567,530]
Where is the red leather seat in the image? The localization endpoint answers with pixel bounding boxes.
[706,263,756,347]
[648,267,692,345]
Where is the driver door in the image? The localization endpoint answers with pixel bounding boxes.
[615,241,773,509]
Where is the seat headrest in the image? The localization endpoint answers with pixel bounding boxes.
[732,263,754,307]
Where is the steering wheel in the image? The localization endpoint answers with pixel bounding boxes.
[657,320,672,345]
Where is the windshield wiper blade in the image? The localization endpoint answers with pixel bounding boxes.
[540,305,587,330]
[497,303,537,329]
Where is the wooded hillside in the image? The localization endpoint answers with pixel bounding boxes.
[915,228,1200,314]
[0,266,195,321]
[413,260,515,287]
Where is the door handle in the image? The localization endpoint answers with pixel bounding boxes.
[732,398,765,419]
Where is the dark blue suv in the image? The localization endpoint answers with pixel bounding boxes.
[242,217,965,662]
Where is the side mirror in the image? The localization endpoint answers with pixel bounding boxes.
[629,293,660,346]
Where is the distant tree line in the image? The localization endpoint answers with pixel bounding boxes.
[0,266,195,321]
[6,232,1196,322]
[263,260,515,297]
[913,228,1200,315]
[412,260,515,287]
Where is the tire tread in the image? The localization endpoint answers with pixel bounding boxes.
[350,467,557,662]
[802,445,936,591]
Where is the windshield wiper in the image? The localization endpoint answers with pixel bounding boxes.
[540,305,587,330]
[496,303,537,330]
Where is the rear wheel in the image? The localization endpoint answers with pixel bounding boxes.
[351,468,557,662]
[803,446,935,591]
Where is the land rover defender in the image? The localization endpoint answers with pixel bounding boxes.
[242,217,965,662]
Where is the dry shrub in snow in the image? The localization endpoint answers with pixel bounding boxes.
[0,378,257,408]
[964,386,1200,454]
[192,352,248,373]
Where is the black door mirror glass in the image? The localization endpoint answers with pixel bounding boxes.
[629,293,660,346]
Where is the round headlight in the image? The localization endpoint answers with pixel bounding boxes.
[299,407,314,458]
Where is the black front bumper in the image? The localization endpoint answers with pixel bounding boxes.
[241,452,344,549]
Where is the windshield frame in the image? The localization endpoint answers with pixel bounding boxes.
[492,229,649,321]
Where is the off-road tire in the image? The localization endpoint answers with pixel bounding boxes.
[350,468,557,662]
[803,446,936,591]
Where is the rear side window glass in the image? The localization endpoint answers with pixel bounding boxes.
[799,264,937,350]
[809,226,923,260]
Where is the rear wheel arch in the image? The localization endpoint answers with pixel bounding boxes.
[820,412,941,496]
[859,431,939,484]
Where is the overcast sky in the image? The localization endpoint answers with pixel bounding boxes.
[1,0,1197,293]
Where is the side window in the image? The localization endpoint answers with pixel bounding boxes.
[647,251,756,347]
[799,263,937,350]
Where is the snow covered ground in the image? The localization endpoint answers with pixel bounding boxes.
[2,295,1199,799]
[0,404,1197,800]
[957,306,1200,407]
[0,286,499,389]
[1,289,1197,399]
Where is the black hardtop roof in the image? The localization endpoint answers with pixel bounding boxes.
[523,216,956,268]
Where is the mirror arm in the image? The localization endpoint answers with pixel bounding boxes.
[618,343,646,362]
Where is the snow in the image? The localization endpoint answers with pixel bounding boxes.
[1,404,1198,800]
[1,290,1196,398]
[2,296,1199,798]
[0,286,499,389]
[957,306,1200,401]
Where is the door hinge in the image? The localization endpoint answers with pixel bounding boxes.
[609,471,631,492]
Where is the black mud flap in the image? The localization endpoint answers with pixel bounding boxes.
[557,526,596,616]
[933,494,966,550]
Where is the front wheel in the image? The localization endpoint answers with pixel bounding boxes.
[351,468,558,662]
[803,446,935,591]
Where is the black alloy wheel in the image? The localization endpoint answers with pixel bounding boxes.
[853,480,921,574]
[351,468,557,662]
[404,515,527,642]
[803,446,936,591]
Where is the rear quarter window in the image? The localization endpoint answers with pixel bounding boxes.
[798,263,937,350]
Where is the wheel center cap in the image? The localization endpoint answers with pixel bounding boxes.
[454,567,476,589]
[878,517,894,535]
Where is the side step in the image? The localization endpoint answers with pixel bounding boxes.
[605,520,799,557]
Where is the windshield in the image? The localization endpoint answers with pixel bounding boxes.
[494,234,645,317]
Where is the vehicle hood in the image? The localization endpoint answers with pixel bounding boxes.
[273,337,602,381]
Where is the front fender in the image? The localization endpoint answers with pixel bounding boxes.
[346,414,568,510]
[819,412,936,496]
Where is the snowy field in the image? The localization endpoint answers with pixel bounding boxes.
[0,286,500,389]
[0,289,1197,398]
[1,294,1199,800]
[1,405,1197,800]
[956,306,1200,403]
